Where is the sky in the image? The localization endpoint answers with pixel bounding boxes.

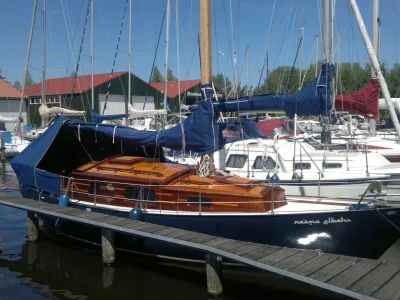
[1,0,400,88]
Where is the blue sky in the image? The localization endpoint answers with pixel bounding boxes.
[1,0,400,87]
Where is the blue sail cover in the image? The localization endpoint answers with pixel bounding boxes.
[11,89,216,195]
[90,109,128,124]
[214,63,333,118]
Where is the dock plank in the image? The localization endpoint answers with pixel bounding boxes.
[101,216,126,225]
[157,228,182,236]
[104,218,131,227]
[242,245,281,261]
[82,213,115,222]
[162,229,192,239]
[125,222,157,231]
[373,269,400,300]
[204,238,231,248]
[178,232,205,242]
[140,225,168,234]
[190,234,217,244]
[310,256,359,282]
[215,240,247,251]
[290,254,339,276]
[227,243,264,256]
[350,262,400,296]
[327,259,381,289]
[274,250,319,271]
[48,207,82,214]
[258,248,301,265]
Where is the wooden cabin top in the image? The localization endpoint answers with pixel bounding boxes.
[71,155,281,198]
[73,156,195,185]
[69,156,287,212]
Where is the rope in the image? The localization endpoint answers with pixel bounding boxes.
[69,0,91,107]
[143,6,167,110]
[102,0,129,115]
[376,208,400,233]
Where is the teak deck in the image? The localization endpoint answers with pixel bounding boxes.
[1,196,400,300]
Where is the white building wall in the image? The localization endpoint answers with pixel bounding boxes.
[0,99,27,131]
[99,94,155,115]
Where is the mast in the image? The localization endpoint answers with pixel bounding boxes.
[163,0,170,128]
[370,0,379,136]
[200,0,212,85]
[91,0,94,110]
[41,0,47,128]
[315,35,319,77]
[19,0,38,122]
[322,0,330,63]
[299,26,304,89]
[246,47,249,96]
[349,0,400,139]
[331,0,336,105]
[127,0,132,125]
[176,0,182,120]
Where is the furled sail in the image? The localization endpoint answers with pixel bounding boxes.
[90,109,128,124]
[0,116,19,123]
[39,104,85,118]
[335,79,379,119]
[213,63,333,118]
[128,103,166,118]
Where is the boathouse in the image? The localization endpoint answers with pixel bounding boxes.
[24,72,163,127]
[0,78,28,130]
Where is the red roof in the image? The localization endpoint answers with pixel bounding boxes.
[25,72,128,97]
[150,79,201,98]
[0,78,27,99]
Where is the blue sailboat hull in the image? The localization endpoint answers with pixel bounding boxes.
[21,186,400,260]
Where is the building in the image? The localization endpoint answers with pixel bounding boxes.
[25,72,163,127]
[0,78,28,130]
[150,79,224,112]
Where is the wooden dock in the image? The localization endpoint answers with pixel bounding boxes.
[1,196,400,299]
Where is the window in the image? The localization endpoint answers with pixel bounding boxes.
[187,196,213,207]
[29,98,40,105]
[253,156,278,170]
[294,163,311,170]
[125,186,157,203]
[89,182,116,197]
[226,154,248,168]
[323,162,342,169]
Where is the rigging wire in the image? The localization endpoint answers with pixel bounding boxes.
[102,0,129,115]
[68,0,91,108]
[63,0,84,76]
[278,0,300,93]
[59,0,89,115]
[143,6,167,110]
[253,0,277,95]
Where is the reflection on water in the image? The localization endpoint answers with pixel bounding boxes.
[0,163,335,299]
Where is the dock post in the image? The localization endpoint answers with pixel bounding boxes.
[0,134,5,162]
[101,229,115,264]
[27,212,39,242]
[205,253,223,296]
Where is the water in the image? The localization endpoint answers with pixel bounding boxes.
[0,163,335,300]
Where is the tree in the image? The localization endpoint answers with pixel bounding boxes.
[167,68,177,81]
[151,66,165,82]
[70,71,77,78]
[25,71,34,88]
[212,73,232,96]
[13,81,21,90]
